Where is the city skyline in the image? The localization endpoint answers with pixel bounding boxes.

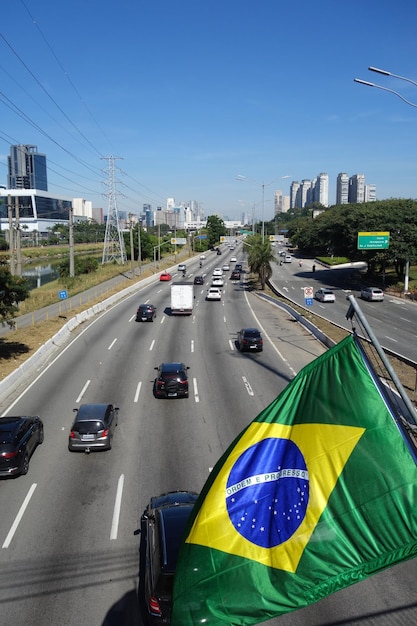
[1,1,417,221]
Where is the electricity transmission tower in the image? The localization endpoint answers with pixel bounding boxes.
[102,155,126,264]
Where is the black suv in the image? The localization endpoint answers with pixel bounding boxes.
[0,416,44,477]
[236,328,263,352]
[136,304,157,322]
[153,363,190,398]
[140,491,199,625]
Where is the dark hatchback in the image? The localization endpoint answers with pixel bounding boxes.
[193,275,204,285]
[236,327,263,352]
[154,363,190,398]
[136,304,157,322]
[230,270,241,280]
[68,403,119,452]
[140,491,199,625]
[0,416,44,477]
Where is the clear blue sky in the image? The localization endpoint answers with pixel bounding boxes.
[1,0,417,222]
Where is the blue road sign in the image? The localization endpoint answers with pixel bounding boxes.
[305,298,314,306]
[59,290,68,299]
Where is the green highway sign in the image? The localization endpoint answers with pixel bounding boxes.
[357,231,390,250]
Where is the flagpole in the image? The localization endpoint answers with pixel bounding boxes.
[347,295,417,429]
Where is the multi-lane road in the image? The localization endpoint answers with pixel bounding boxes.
[0,245,416,626]
[270,256,417,364]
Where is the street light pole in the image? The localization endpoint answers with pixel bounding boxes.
[237,174,290,244]
[354,65,417,292]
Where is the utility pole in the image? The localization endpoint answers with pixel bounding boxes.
[102,155,126,264]
[129,214,135,278]
[69,205,75,277]
[15,196,22,276]
[8,195,15,275]
[137,220,142,275]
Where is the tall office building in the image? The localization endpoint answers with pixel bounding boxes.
[336,173,349,204]
[8,144,48,190]
[349,174,365,203]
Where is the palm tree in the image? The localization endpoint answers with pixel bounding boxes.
[246,235,276,290]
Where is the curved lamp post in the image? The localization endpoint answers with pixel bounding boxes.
[354,65,417,291]
[237,174,290,243]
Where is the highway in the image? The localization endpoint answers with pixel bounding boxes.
[0,244,416,626]
[270,256,417,364]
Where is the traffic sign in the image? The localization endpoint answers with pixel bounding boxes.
[357,231,390,250]
[305,298,314,306]
[304,286,314,298]
[59,290,68,300]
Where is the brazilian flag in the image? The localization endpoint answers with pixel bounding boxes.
[172,335,417,625]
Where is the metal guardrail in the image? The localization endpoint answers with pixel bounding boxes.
[265,278,417,393]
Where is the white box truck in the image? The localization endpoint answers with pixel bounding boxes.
[171,282,194,315]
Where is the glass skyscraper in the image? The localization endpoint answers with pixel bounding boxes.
[8,144,48,191]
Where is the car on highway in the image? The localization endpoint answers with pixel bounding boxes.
[212,267,223,276]
[206,287,222,301]
[68,404,119,452]
[216,248,222,255]
[177,264,187,273]
[199,254,206,260]
[159,272,172,282]
[193,275,204,285]
[283,255,292,263]
[315,288,336,303]
[361,287,384,302]
[0,415,44,477]
[230,256,237,263]
[222,263,230,271]
[140,490,199,624]
[236,328,263,352]
[234,263,243,271]
[136,303,157,322]
[153,363,190,399]
[211,277,224,287]
[230,270,241,280]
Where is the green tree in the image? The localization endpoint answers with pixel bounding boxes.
[246,235,276,290]
[206,215,227,248]
[0,261,30,326]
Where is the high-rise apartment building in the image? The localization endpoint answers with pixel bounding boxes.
[8,144,48,191]
[349,174,365,203]
[315,172,329,207]
[290,181,301,208]
[365,184,376,202]
[336,173,349,204]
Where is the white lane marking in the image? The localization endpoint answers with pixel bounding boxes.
[134,381,142,403]
[110,474,124,540]
[223,316,227,323]
[242,376,254,396]
[129,314,135,322]
[193,378,199,403]
[385,336,398,343]
[2,483,37,549]
[160,316,165,324]
[108,338,117,350]
[149,339,155,351]
[243,290,297,378]
[400,317,412,323]
[76,379,91,403]
[229,339,235,350]
[191,340,195,353]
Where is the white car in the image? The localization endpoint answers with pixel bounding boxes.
[212,268,223,276]
[206,287,222,301]
[222,264,230,271]
[212,277,224,287]
[361,287,384,302]
[283,255,292,263]
[230,256,237,263]
[199,254,206,260]
[315,288,336,303]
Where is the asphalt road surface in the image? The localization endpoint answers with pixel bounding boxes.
[0,245,416,626]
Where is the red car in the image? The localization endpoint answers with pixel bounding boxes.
[160,272,172,281]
